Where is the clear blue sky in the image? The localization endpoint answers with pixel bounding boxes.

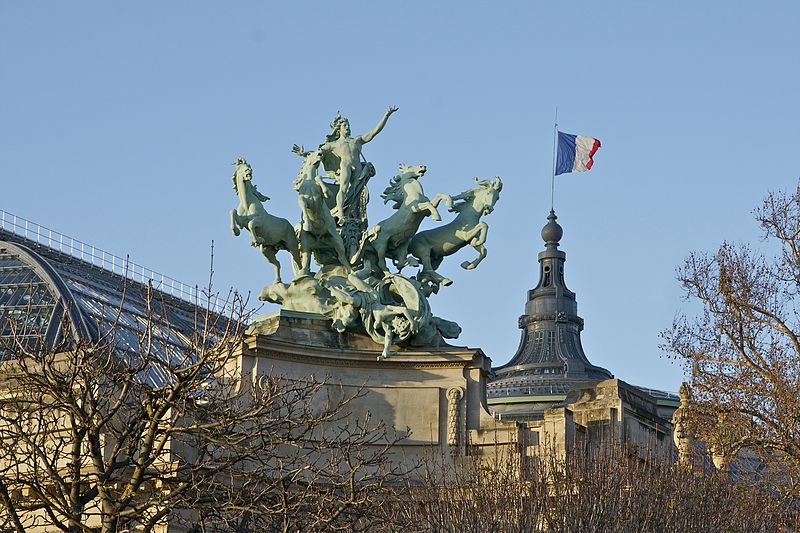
[2,2,798,392]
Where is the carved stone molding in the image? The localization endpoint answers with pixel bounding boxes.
[446,387,464,448]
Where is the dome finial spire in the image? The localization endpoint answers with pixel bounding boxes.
[541,210,563,249]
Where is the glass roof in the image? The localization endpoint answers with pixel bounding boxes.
[0,250,58,357]
[0,226,228,387]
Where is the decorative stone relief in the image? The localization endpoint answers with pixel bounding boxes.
[446,387,464,448]
[671,382,695,468]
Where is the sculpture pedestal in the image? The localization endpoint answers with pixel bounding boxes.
[238,310,518,469]
[235,311,676,478]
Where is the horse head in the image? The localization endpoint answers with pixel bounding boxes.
[231,157,253,193]
[382,163,428,207]
[292,145,324,190]
[397,163,427,180]
[470,177,503,216]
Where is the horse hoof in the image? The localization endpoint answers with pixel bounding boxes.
[460,261,476,270]
[442,278,453,286]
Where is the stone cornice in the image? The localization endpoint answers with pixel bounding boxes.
[245,338,489,370]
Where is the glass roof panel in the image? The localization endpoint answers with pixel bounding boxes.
[2,234,231,387]
[2,270,39,286]
[0,257,24,268]
[0,255,57,344]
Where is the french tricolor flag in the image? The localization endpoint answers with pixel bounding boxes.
[555,131,601,175]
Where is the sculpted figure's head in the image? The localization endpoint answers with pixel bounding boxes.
[339,119,351,137]
[391,315,413,340]
[326,112,350,142]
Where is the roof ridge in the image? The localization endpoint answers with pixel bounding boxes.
[0,209,210,310]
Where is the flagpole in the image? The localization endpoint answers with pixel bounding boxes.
[550,107,558,211]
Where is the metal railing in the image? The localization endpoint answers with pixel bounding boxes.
[0,209,216,310]
[635,386,680,400]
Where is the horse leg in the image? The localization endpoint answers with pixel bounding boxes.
[248,220,264,247]
[283,227,303,276]
[431,193,453,210]
[297,230,312,277]
[416,201,441,221]
[461,244,486,270]
[393,242,411,272]
[471,222,489,247]
[230,210,241,236]
[261,246,282,283]
[461,222,488,270]
[410,242,432,274]
[372,236,391,273]
[413,245,450,286]
[430,255,452,286]
[329,229,353,272]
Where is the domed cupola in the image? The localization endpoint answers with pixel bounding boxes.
[487,211,612,420]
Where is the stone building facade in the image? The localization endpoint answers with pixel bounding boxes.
[238,210,680,469]
[0,209,680,530]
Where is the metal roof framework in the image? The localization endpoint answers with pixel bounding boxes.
[0,211,231,387]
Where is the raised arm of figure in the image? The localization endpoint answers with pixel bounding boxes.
[359,106,398,144]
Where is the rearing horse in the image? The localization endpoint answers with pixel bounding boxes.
[408,177,502,289]
[230,157,301,283]
[369,164,452,272]
[292,145,352,275]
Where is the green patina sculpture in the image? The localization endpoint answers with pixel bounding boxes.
[229,158,301,284]
[328,273,431,360]
[291,145,352,276]
[357,164,453,274]
[232,108,501,359]
[320,107,397,224]
[409,177,502,294]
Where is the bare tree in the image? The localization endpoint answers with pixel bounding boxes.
[0,282,407,532]
[663,183,800,487]
[393,442,795,532]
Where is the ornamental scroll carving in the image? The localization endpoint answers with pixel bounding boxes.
[446,387,464,448]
